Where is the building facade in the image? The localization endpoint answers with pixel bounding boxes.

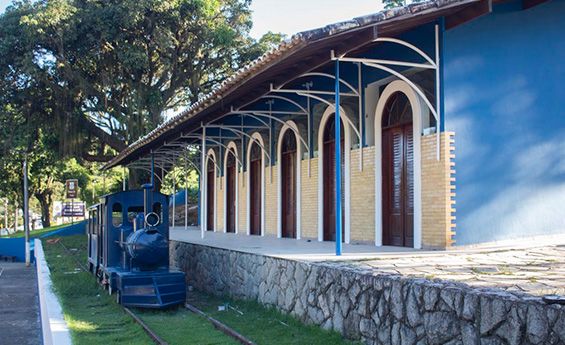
[106,0,565,249]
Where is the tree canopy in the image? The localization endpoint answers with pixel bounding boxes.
[1,0,283,160]
[0,0,283,228]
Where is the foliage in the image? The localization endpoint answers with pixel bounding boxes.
[1,0,285,160]
[0,0,283,226]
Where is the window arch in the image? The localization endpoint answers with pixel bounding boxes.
[276,121,302,239]
[224,142,239,233]
[246,133,266,236]
[382,91,413,129]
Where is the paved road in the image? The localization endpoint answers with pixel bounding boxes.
[0,262,42,345]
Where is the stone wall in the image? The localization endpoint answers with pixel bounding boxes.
[171,241,565,345]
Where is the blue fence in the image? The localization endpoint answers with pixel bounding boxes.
[0,221,86,262]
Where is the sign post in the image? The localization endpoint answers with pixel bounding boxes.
[65,179,79,224]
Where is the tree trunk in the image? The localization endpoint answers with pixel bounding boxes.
[35,191,53,228]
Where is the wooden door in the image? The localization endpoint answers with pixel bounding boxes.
[206,159,215,231]
[382,91,414,247]
[281,130,297,238]
[226,151,236,233]
[323,115,345,242]
[249,143,262,235]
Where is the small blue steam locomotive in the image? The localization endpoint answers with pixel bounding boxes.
[87,185,186,308]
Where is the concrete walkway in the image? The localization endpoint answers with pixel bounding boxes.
[170,227,565,296]
[0,262,42,345]
[170,227,419,261]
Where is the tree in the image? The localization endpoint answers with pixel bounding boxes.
[0,1,283,225]
[1,0,284,162]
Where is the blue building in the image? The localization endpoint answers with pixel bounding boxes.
[105,0,565,248]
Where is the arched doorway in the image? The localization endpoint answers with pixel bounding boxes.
[225,149,237,233]
[280,130,297,238]
[322,114,345,242]
[249,142,262,235]
[206,157,215,231]
[382,91,414,247]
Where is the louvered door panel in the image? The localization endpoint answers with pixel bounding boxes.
[403,125,414,247]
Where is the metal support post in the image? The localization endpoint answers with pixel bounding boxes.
[335,59,343,256]
[201,125,206,239]
[172,169,176,228]
[184,153,188,230]
[122,167,126,191]
[3,199,7,230]
[23,155,30,266]
[14,202,17,233]
[357,62,364,171]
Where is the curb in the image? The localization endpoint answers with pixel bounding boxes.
[35,239,73,345]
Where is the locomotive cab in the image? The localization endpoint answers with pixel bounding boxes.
[87,189,186,308]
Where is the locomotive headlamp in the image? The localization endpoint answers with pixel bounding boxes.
[145,212,160,227]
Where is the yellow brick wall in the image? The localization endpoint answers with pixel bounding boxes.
[301,158,318,239]
[208,133,456,247]
[215,176,224,232]
[238,170,247,232]
[264,166,278,236]
[349,147,376,243]
[420,132,456,249]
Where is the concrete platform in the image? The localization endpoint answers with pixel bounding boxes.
[170,226,420,261]
[0,263,42,345]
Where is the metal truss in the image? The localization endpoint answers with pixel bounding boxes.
[332,25,443,160]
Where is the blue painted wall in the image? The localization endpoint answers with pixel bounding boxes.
[0,238,26,262]
[40,221,86,238]
[444,0,565,244]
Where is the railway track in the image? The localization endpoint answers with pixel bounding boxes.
[53,238,256,345]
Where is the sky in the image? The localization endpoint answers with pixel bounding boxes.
[250,0,383,39]
[0,0,384,39]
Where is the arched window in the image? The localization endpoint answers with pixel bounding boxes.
[226,149,236,168]
[281,130,297,154]
[112,203,122,228]
[250,141,261,162]
[382,91,413,129]
[280,129,297,238]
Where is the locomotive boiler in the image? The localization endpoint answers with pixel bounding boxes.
[87,185,186,308]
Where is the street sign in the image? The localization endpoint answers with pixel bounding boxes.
[62,202,85,217]
[66,179,79,199]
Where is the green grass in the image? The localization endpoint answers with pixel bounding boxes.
[43,235,360,344]
[186,291,361,345]
[6,222,73,238]
[135,308,239,345]
[43,235,154,345]
[43,235,238,344]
